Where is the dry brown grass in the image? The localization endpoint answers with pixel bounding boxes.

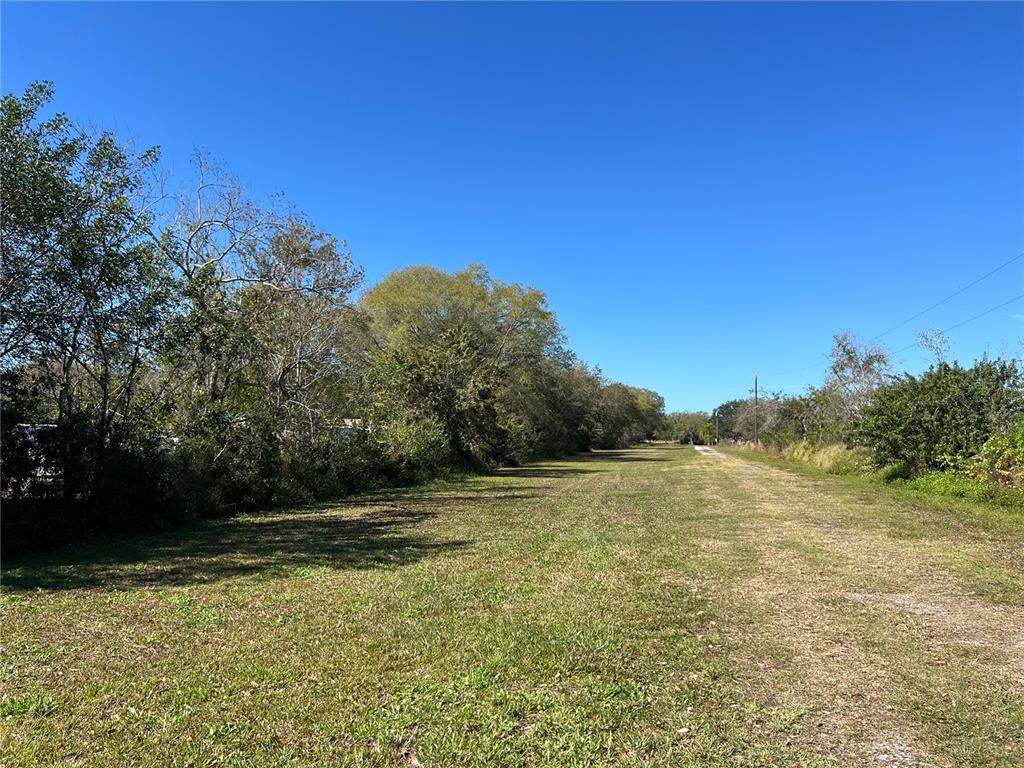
[700,449,1024,767]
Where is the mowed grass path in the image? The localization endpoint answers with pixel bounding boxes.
[2,446,1022,767]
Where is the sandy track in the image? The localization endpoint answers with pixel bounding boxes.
[690,450,1023,767]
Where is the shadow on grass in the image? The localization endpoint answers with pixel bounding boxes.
[347,486,541,507]
[4,503,475,593]
[496,467,598,478]
[3,448,662,592]
[585,449,673,462]
[496,449,671,478]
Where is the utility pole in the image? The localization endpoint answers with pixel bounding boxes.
[715,414,720,445]
[753,373,759,447]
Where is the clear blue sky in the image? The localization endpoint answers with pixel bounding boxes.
[4,2,1022,411]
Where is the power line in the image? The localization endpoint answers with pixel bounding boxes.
[873,252,1023,340]
[745,294,1024,403]
[762,251,1024,379]
[893,292,1024,355]
[764,357,826,379]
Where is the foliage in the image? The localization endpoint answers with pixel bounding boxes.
[709,333,1023,507]
[360,265,578,468]
[859,359,1023,473]
[710,400,744,441]
[876,461,914,483]
[1,84,664,557]
[901,471,1024,511]
[969,415,1024,487]
[657,411,709,443]
[822,331,890,442]
[1,81,173,549]
[731,395,783,444]
[586,383,664,449]
[756,334,891,448]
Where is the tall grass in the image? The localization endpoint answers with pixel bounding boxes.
[739,441,1024,512]
[781,443,873,475]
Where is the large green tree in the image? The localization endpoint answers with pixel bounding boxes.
[360,265,573,468]
[658,411,709,444]
[1,82,169,519]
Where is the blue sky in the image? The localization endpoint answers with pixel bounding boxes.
[4,2,1022,411]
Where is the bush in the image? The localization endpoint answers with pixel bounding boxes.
[0,430,176,558]
[279,430,385,502]
[877,462,913,483]
[761,429,798,450]
[969,416,1024,487]
[372,415,455,479]
[859,359,1023,473]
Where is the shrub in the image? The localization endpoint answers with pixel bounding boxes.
[969,416,1024,487]
[877,462,913,483]
[372,415,454,479]
[859,359,1023,473]
[761,429,799,450]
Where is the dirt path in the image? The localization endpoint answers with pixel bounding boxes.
[690,447,1024,767]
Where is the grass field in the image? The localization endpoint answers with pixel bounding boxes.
[2,445,1022,767]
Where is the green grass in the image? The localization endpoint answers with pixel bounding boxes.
[902,471,1024,508]
[730,443,1024,511]
[2,446,1022,766]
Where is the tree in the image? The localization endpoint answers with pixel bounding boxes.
[631,389,667,440]
[917,328,950,364]
[360,265,572,467]
[1,83,670,556]
[156,157,365,508]
[732,396,782,443]
[822,332,890,444]
[711,400,744,441]
[1,81,170,524]
[658,411,709,443]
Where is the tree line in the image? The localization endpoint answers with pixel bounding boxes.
[661,332,1023,492]
[0,84,666,556]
